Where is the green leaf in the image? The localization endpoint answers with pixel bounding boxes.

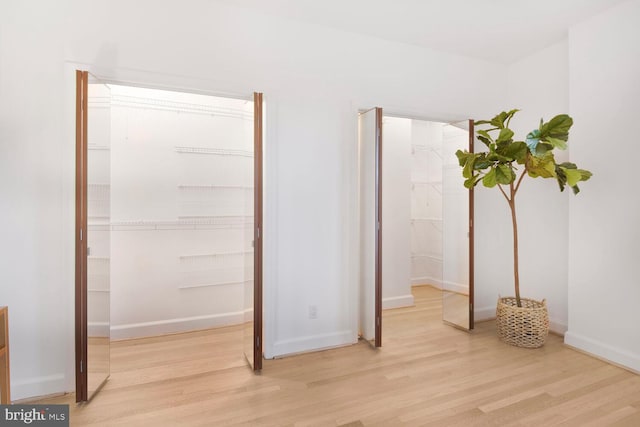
[555,165,568,192]
[543,136,568,150]
[496,128,514,144]
[540,114,573,142]
[535,142,553,157]
[495,164,515,185]
[486,152,512,163]
[477,109,519,130]
[578,169,593,181]
[464,175,481,189]
[477,134,492,148]
[564,168,582,187]
[503,141,527,163]
[455,150,472,167]
[560,166,593,187]
[527,152,557,179]
[482,168,497,187]
[557,162,577,170]
[463,155,475,178]
[474,158,493,170]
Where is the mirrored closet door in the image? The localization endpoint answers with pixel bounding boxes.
[442,120,474,330]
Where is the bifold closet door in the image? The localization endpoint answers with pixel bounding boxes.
[442,119,474,330]
[75,70,112,402]
[358,107,382,347]
[243,92,263,370]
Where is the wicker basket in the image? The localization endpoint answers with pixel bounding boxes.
[496,297,549,348]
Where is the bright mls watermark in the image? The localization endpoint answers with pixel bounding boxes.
[0,405,69,426]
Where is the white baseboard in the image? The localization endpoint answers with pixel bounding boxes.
[442,280,468,295]
[549,319,568,336]
[383,294,415,310]
[474,305,496,322]
[111,311,244,340]
[564,331,640,373]
[88,321,110,338]
[11,373,66,402]
[411,276,442,289]
[271,330,354,358]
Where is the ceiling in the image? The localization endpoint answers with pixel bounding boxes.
[222,0,624,63]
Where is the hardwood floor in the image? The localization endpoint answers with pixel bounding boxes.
[39,286,640,426]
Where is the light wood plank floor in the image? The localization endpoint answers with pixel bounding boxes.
[39,286,640,426]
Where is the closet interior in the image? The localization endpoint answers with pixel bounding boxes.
[87,84,255,344]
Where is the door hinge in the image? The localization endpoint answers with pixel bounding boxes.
[80,228,83,241]
[256,336,260,348]
[80,360,83,373]
[87,246,91,256]
[377,317,380,326]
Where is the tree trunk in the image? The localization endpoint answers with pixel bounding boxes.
[508,197,522,307]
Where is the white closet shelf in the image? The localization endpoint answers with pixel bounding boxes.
[411,181,442,195]
[411,218,443,232]
[88,144,110,151]
[179,250,254,260]
[411,180,442,185]
[87,223,110,231]
[179,279,253,290]
[178,184,254,190]
[411,254,443,261]
[110,216,253,231]
[411,145,443,159]
[175,146,253,157]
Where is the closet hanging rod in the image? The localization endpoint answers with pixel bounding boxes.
[111,94,253,119]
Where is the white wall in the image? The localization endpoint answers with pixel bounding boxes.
[0,0,504,400]
[381,117,412,309]
[474,40,570,335]
[565,0,640,372]
[410,121,444,288]
[107,86,253,339]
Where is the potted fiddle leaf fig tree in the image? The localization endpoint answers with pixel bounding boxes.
[456,110,592,348]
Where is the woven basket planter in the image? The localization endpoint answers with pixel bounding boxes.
[496,297,549,348]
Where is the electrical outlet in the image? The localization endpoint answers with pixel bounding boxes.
[308,305,317,319]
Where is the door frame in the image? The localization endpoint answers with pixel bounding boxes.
[374,107,383,347]
[467,119,475,330]
[358,107,383,348]
[368,112,475,337]
[252,92,264,370]
[75,70,89,402]
[74,72,266,401]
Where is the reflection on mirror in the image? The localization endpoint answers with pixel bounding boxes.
[86,76,111,398]
[358,108,379,346]
[243,98,256,368]
[442,121,470,330]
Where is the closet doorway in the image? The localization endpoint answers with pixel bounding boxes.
[74,71,264,402]
[359,111,474,348]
